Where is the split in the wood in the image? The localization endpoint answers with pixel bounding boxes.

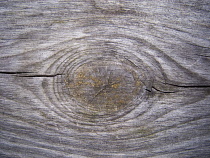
[17,74,63,77]
[163,82,210,88]
[145,86,177,93]
[0,71,32,74]
[0,72,63,77]
[146,81,210,93]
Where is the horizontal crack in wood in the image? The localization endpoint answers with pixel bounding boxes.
[17,74,63,77]
[0,71,32,74]
[164,82,210,88]
[0,71,63,77]
[151,86,177,93]
[146,81,210,93]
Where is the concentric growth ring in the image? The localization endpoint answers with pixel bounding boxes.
[47,34,161,125]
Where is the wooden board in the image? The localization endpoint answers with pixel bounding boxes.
[0,0,210,157]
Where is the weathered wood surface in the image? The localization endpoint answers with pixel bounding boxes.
[0,0,210,157]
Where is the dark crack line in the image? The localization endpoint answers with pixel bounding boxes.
[18,74,63,77]
[153,86,177,93]
[0,71,32,74]
[146,82,210,93]
[0,71,63,77]
[146,86,177,93]
[164,82,210,88]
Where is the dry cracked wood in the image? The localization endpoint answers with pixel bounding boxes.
[0,0,210,157]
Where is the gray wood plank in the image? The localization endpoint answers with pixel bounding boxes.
[0,0,210,157]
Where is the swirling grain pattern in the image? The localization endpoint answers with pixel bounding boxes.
[0,0,210,157]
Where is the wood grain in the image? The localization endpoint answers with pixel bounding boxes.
[0,0,210,157]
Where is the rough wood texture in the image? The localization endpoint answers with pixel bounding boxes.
[0,0,210,157]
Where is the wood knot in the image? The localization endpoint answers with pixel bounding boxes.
[64,60,143,115]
